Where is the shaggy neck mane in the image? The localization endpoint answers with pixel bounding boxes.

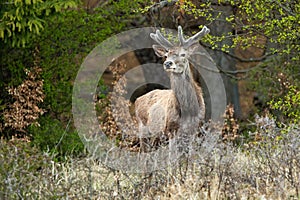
[169,62,204,121]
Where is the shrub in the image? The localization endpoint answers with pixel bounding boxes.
[269,85,300,125]
[28,116,84,158]
[1,1,144,151]
[3,48,45,135]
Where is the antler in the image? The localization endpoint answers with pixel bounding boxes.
[178,26,210,48]
[150,29,174,49]
[150,26,210,49]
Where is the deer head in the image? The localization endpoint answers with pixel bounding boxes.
[150,26,210,74]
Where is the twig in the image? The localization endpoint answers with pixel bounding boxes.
[273,0,296,16]
[202,43,274,63]
[55,118,72,151]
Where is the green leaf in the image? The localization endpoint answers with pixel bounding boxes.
[0,29,4,39]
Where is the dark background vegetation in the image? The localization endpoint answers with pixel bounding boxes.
[1,0,298,154]
[0,0,299,198]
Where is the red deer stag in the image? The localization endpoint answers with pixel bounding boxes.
[135,26,209,148]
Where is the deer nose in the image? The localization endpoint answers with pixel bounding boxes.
[164,61,173,69]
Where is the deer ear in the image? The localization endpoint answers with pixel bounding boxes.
[152,45,167,57]
[187,42,199,55]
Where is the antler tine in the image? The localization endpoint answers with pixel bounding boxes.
[178,26,186,46]
[150,29,174,49]
[180,26,210,48]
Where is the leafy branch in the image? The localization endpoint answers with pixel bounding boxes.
[0,0,78,47]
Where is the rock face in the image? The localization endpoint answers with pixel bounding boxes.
[235,35,267,118]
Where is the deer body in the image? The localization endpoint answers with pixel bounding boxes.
[135,89,180,135]
[135,26,209,138]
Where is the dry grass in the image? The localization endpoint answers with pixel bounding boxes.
[0,120,299,199]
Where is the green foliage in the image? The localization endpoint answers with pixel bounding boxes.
[38,2,140,120]
[0,0,78,47]
[28,116,84,157]
[159,0,300,119]
[1,0,144,149]
[247,55,299,113]
[25,4,135,154]
[0,138,53,199]
[269,85,300,124]
[0,137,48,173]
[173,0,300,59]
[138,0,299,80]
[233,0,299,60]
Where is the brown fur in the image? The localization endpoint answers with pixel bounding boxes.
[134,64,205,136]
[135,89,180,134]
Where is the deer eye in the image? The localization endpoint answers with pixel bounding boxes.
[180,53,186,57]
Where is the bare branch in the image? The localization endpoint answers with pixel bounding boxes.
[273,0,296,16]
[202,43,274,63]
[149,0,178,13]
